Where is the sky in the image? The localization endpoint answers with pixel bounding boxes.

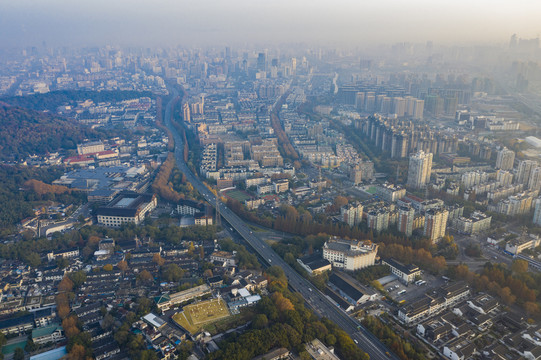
[1,0,540,48]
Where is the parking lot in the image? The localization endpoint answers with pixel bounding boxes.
[381,272,446,304]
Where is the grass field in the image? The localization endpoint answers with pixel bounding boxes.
[172,298,230,334]
[224,189,252,202]
[365,186,377,194]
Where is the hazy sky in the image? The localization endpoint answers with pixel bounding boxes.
[1,0,540,48]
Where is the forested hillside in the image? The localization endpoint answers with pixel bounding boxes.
[0,90,152,112]
[0,103,104,160]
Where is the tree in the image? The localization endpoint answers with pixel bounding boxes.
[152,253,165,267]
[136,297,154,316]
[68,271,87,288]
[13,347,24,360]
[67,344,87,360]
[524,302,540,316]
[511,259,528,274]
[333,196,348,208]
[56,293,70,319]
[25,338,37,353]
[137,270,153,284]
[252,314,269,329]
[117,260,128,274]
[56,257,70,269]
[271,292,294,313]
[62,315,80,338]
[161,264,185,282]
[58,276,74,293]
[102,264,113,272]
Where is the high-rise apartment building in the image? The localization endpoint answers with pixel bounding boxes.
[407,151,433,189]
[516,160,537,185]
[340,203,363,227]
[182,103,191,123]
[424,208,449,243]
[533,198,541,225]
[528,167,541,191]
[398,205,415,237]
[496,147,515,170]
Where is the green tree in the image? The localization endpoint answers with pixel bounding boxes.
[13,347,24,360]
[25,338,37,353]
[252,314,269,329]
[68,271,87,288]
[161,264,185,282]
[56,257,69,269]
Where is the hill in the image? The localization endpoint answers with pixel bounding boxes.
[0,103,105,161]
[0,90,153,112]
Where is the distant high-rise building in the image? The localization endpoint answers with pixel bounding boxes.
[182,103,191,123]
[413,99,424,119]
[424,208,448,243]
[257,52,267,71]
[533,198,541,225]
[367,209,390,232]
[517,160,537,185]
[407,151,433,189]
[350,164,363,185]
[528,167,541,191]
[496,147,515,170]
[510,34,518,49]
[355,92,365,111]
[443,96,458,116]
[391,97,406,117]
[364,92,376,112]
[341,203,363,227]
[398,205,415,237]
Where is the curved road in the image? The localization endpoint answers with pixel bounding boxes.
[164,89,398,360]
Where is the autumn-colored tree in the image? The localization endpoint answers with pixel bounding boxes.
[117,260,128,273]
[137,270,153,284]
[24,179,70,196]
[102,264,113,271]
[67,344,87,360]
[62,315,80,338]
[524,302,540,316]
[152,253,165,267]
[203,269,213,278]
[498,286,516,305]
[56,293,70,319]
[87,236,101,247]
[58,276,74,293]
[271,292,294,312]
[511,259,528,274]
[333,196,348,208]
[151,153,183,203]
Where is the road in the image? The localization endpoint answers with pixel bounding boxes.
[163,89,398,360]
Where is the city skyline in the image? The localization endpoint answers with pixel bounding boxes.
[2,0,541,48]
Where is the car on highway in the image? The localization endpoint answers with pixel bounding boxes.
[354,340,358,344]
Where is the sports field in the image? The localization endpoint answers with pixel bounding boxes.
[365,186,378,194]
[224,189,252,202]
[172,298,230,334]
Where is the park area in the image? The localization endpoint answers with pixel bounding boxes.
[223,188,252,202]
[172,298,230,334]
